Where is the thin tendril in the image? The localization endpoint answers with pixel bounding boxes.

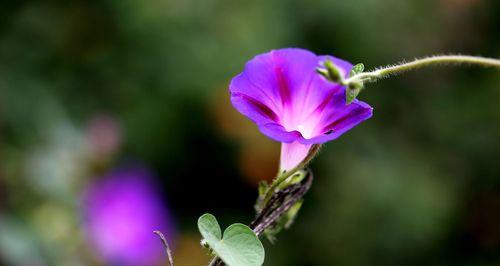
[153,231,174,266]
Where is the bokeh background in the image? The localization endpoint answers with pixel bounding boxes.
[1,0,499,265]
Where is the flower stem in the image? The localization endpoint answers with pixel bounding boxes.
[153,231,174,266]
[208,170,314,266]
[251,169,313,235]
[260,144,321,207]
[345,55,500,85]
[208,257,223,266]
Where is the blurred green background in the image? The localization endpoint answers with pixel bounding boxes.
[1,0,499,265]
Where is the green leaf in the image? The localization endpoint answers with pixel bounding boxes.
[198,213,222,243]
[349,63,364,77]
[198,213,265,266]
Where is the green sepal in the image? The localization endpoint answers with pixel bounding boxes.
[262,200,304,243]
[349,63,364,77]
[283,200,303,229]
[315,67,329,79]
[277,170,306,190]
[323,60,344,83]
[258,181,268,198]
[346,81,363,104]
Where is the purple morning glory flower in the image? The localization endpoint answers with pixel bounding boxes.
[230,48,373,171]
[82,165,175,266]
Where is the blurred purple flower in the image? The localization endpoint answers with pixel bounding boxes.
[82,165,174,265]
[230,48,373,170]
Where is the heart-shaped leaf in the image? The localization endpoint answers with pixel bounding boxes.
[198,213,265,266]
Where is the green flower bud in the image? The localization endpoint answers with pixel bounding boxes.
[315,67,329,79]
[323,60,344,83]
[346,81,364,104]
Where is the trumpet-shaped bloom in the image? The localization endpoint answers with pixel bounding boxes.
[82,165,175,266]
[229,48,373,170]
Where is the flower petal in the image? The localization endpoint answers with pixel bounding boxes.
[318,55,353,79]
[259,122,302,143]
[229,48,372,145]
[230,92,280,125]
[298,91,373,144]
[229,48,320,138]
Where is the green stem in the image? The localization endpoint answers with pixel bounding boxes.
[208,257,222,266]
[345,55,500,85]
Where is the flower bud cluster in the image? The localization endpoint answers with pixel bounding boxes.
[316,60,365,104]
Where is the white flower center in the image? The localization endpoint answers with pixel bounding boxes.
[295,123,313,139]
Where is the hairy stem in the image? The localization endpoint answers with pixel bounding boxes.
[208,170,314,266]
[345,55,500,85]
[208,257,223,266]
[153,231,174,266]
[252,170,313,235]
